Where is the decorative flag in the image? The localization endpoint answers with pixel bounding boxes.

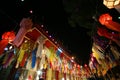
[3,52,14,68]
[92,35,109,50]
[105,45,115,62]
[92,43,104,60]
[36,35,46,58]
[56,49,61,57]
[31,47,37,68]
[44,40,52,48]
[44,46,50,59]
[46,68,52,80]
[20,52,28,67]
[110,44,120,60]
[16,40,29,68]
[39,49,46,70]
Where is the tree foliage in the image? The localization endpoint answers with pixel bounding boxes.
[62,0,108,36]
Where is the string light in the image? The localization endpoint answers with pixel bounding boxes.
[72,56,74,59]
[29,10,33,14]
[118,16,120,19]
[80,66,83,68]
[46,31,48,33]
[49,35,51,38]
[55,41,57,44]
[41,25,44,27]
[52,38,54,41]
[21,0,24,1]
[84,64,87,67]
[4,47,8,51]
[9,45,13,50]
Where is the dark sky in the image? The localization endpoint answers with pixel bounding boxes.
[0,0,98,65]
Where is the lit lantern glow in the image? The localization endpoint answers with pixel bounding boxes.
[99,13,112,25]
[2,31,15,42]
[0,31,15,55]
[99,13,120,32]
[72,56,74,59]
[103,0,120,9]
[29,10,33,14]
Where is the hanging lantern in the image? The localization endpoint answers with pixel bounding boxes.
[2,31,15,42]
[0,31,15,55]
[13,18,33,47]
[99,13,120,32]
[99,13,112,25]
[103,0,120,9]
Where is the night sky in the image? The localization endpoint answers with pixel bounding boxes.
[1,0,119,65]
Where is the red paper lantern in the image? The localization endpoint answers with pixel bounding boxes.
[2,31,15,42]
[0,31,15,55]
[99,13,120,32]
[99,13,112,25]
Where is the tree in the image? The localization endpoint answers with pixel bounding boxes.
[62,0,109,36]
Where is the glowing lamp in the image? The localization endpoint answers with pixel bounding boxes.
[0,31,15,55]
[103,0,120,9]
[29,10,33,14]
[72,56,74,59]
[99,13,112,25]
[99,13,120,32]
[2,31,15,42]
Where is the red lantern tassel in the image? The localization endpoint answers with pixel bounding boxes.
[104,20,120,33]
[0,40,8,55]
[99,13,120,32]
[97,27,120,47]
